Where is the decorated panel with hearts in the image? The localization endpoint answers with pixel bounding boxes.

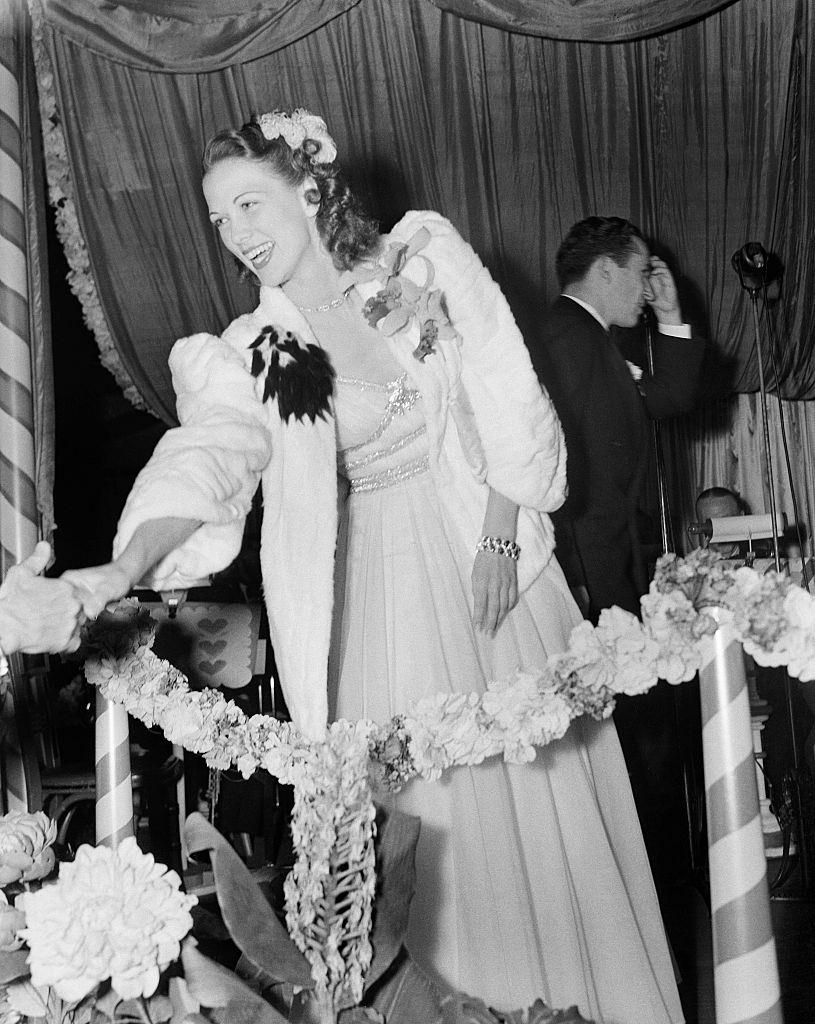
[148,602,262,691]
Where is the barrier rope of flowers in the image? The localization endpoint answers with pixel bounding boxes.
[80,549,815,1010]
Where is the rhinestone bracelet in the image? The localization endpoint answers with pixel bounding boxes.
[476,535,521,561]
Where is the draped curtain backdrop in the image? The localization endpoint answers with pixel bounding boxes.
[33,0,815,549]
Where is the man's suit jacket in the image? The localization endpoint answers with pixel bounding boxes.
[527,296,704,619]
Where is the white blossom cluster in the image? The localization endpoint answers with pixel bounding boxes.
[283,722,376,1008]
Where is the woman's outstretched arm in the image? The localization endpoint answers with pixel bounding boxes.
[63,517,202,619]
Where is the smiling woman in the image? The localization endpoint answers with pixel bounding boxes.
[204,161,312,281]
[201,111,379,303]
[62,108,683,1021]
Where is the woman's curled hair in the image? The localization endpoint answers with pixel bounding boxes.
[202,119,380,272]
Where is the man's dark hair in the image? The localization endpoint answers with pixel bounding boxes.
[696,486,743,511]
[555,216,644,290]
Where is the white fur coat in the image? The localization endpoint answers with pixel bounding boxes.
[113,211,567,738]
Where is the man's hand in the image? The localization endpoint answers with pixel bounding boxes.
[644,256,682,326]
[472,550,519,635]
[0,542,85,654]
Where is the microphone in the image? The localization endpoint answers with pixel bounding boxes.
[740,242,766,269]
[731,241,768,291]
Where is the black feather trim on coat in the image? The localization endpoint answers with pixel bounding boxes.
[249,325,335,423]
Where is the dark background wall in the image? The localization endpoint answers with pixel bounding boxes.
[48,204,165,573]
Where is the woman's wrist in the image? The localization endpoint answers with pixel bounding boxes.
[476,535,521,561]
[481,488,519,543]
[104,556,141,595]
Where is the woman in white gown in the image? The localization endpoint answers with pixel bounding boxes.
[65,109,683,1024]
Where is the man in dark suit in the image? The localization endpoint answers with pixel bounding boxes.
[527,216,702,622]
[527,217,704,889]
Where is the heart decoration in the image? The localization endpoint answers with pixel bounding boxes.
[199,617,228,635]
[199,639,227,656]
[199,659,228,676]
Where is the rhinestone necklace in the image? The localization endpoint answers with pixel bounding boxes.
[295,292,347,313]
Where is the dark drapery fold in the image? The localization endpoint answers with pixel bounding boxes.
[38,0,815,424]
[20,17,55,539]
[426,0,740,43]
[38,0,361,72]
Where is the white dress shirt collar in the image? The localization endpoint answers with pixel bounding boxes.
[561,293,608,332]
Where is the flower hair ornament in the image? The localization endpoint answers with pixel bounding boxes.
[257,108,338,164]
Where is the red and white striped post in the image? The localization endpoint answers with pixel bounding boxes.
[0,0,39,575]
[698,613,783,1024]
[0,0,41,815]
[94,691,134,849]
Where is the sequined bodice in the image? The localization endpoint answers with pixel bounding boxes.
[335,374,429,492]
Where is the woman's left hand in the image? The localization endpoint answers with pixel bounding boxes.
[472,551,518,635]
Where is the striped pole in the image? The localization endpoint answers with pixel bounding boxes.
[699,613,783,1024]
[0,1,40,817]
[0,654,31,813]
[95,691,134,849]
[0,0,39,576]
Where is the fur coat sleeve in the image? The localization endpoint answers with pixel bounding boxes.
[113,332,273,590]
[393,211,567,515]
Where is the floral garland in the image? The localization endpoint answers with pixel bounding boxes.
[283,723,376,1010]
[26,0,148,414]
[81,550,815,1006]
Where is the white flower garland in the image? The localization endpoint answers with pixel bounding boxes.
[26,0,148,414]
[283,723,376,1009]
[81,550,815,1009]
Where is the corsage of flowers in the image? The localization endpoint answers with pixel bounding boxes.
[357,227,459,361]
[257,108,338,164]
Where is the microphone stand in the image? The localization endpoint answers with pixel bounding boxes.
[739,264,811,895]
[746,291,782,573]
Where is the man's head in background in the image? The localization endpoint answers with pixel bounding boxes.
[695,486,743,556]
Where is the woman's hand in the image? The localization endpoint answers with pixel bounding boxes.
[472,550,518,636]
[61,562,135,620]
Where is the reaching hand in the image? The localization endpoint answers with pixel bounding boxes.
[471,550,518,636]
[61,562,135,621]
[644,256,682,325]
[0,542,85,654]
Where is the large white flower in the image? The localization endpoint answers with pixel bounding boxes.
[19,838,196,1003]
[0,891,24,951]
[0,811,56,884]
